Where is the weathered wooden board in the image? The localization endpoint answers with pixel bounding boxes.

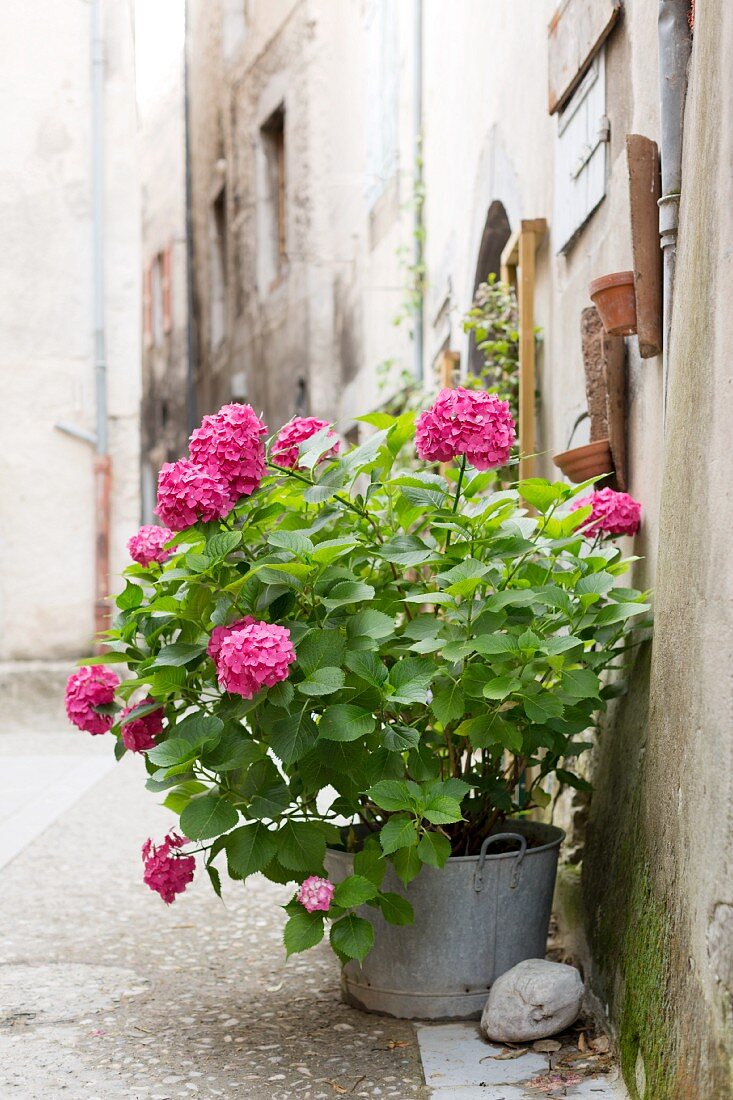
[548,0,621,114]
[627,134,663,358]
[501,220,547,483]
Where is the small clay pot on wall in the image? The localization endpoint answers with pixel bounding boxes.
[589,272,637,337]
[553,439,614,484]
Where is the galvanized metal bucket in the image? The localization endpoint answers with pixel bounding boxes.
[325,819,564,1020]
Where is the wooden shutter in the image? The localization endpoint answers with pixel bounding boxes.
[143,263,153,349]
[162,245,172,335]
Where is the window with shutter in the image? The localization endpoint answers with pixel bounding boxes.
[553,48,608,253]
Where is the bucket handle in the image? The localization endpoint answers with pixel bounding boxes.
[474,833,528,892]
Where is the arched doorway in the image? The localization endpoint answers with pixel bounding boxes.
[468,200,512,376]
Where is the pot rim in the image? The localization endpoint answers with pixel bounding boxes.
[328,820,565,865]
[589,270,635,296]
[553,437,611,465]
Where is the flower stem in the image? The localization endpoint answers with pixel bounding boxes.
[445,454,467,549]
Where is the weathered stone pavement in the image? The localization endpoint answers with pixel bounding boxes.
[0,732,628,1099]
[0,733,426,1099]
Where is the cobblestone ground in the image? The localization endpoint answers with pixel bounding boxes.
[0,734,426,1099]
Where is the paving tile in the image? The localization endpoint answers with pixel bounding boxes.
[415,1022,628,1099]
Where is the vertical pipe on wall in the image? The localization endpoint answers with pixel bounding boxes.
[91,0,111,644]
[183,0,198,435]
[412,0,424,383]
[658,0,692,418]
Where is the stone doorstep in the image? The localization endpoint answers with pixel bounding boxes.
[0,660,72,733]
[415,1022,629,1099]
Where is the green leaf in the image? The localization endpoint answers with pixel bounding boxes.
[297,667,346,696]
[375,892,414,926]
[346,610,395,645]
[377,536,433,567]
[268,530,314,556]
[179,794,238,840]
[206,530,242,560]
[472,634,518,656]
[391,844,422,884]
[388,658,434,704]
[455,712,519,751]
[541,636,585,656]
[154,643,207,667]
[577,571,615,597]
[353,837,386,887]
[417,831,452,868]
[174,712,224,748]
[117,581,144,611]
[268,680,295,708]
[379,814,418,855]
[595,601,651,626]
[146,737,195,768]
[206,864,223,897]
[330,914,374,964]
[284,908,325,956]
[561,668,602,699]
[297,629,346,674]
[319,705,375,742]
[344,650,389,687]
[341,429,389,472]
[368,780,420,812]
[76,650,129,666]
[482,675,522,701]
[523,692,565,724]
[333,874,380,908]
[270,709,318,764]
[382,724,421,752]
[200,728,262,771]
[431,682,465,726]
[518,478,567,513]
[226,822,277,879]
[277,821,327,871]
[150,666,187,696]
[403,591,455,606]
[421,795,463,825]
[321,581,376,609]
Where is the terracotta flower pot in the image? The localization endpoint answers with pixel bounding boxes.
[589,271,637,336]
[553,438,614,484]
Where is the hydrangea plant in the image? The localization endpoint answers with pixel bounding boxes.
[66,399,648,965]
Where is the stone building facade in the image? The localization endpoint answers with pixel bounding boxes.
[183,2,730,1095]
[138,1,191,520]
[0,0,140,710]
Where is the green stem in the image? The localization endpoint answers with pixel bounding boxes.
[445,455,467,549]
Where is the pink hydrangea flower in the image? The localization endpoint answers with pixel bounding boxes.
[572,487,641,538]
[298,875,335,913]
[142,831,195,904]
[65,665,120,735]
[155,459,233,531]
[215,620,296,698]
[271,416,340,469]
[189,402,267,500]
[127,525,174,566]
[415,387,515,470]
[207,616,256,663]
[120,697,164,753]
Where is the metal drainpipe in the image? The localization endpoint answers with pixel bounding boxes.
[658,0,692,420]
[412,0,424,384]
[91,0,111,645]
[183,2,198,435]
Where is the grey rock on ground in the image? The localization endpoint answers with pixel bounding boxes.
[480,958,584,1043]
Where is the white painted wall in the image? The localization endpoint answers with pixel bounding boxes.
[0,0,141,661]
